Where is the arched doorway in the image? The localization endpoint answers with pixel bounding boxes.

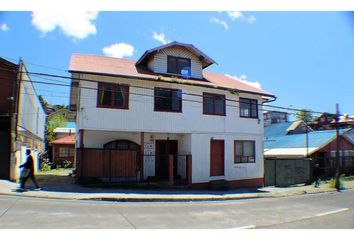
[103,140,140,182]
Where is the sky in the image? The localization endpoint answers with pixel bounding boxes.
[0,11,353,117]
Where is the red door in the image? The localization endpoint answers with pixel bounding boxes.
[210,140,224,176]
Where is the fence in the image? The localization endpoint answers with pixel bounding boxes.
[76,149,192,186]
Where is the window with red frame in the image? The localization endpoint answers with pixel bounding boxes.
[97,83,129,109]
[203,92,226,116]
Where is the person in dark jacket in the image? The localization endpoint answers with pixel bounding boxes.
[19,149,40,191]
[313,163,321,188]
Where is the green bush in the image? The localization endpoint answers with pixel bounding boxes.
[62,159,72,169]
[40,162,51,172]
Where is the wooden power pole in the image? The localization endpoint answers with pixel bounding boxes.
[335,103,341,191]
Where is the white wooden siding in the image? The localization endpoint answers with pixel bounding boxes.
[151,46,204,79]
[77,74,264,135]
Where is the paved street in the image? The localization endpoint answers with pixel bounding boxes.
[0,189,353,229]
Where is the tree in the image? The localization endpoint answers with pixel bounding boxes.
[295,109,314,123]
[45,114,67,145]
[38,95,49,112]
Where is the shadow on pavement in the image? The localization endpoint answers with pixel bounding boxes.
[18,172,270,196]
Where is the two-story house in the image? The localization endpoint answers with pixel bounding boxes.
[69,42,276,188]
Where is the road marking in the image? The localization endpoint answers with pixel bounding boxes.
[315,208,349,217]
[232,225,256,229]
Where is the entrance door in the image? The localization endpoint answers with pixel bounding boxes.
[155,140,178,180]
[210,140,224,176]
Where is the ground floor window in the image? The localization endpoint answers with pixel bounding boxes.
[59,147,75,157]
[234,140,255,163]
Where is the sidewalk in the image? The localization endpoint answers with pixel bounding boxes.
[1,177,353,202]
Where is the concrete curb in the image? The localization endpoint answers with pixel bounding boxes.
[0,186,347,203]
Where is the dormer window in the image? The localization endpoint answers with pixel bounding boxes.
[167,56,191,75]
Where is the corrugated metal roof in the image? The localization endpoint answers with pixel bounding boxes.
[264,128,350,150]
[264,122,294,137]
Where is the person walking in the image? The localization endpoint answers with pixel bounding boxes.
[18,149,41,191]
[313,163,321,188]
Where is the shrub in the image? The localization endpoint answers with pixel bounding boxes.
[63,159,73,169]
[40,162,51,172]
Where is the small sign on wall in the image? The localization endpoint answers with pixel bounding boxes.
[144,142,154,155]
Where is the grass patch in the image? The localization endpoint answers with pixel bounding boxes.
[342,176,354,181]
[37,168,72,176]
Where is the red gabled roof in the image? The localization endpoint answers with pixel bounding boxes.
[69,54,275,98]
[51,135,75,145]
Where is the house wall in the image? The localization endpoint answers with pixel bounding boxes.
[190,133,264,184]
[17,68,46,143]
[77,74,264,135]
[147,46,204,79]
[75,73,265,185]
[52,144,75,167]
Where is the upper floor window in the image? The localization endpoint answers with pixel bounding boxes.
[234,140,256,164]
[167,56,191,75]
[203,92,226,116]
[97,82,129,109]
[154,87,182,112]
[240,98,258,118]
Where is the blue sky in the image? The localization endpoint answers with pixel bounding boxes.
[0,11,353,116]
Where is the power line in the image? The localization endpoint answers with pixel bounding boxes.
[0,66,350,117]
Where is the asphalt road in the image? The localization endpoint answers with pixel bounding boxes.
[0,189,353,229]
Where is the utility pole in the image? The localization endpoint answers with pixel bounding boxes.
[335,103,341,191]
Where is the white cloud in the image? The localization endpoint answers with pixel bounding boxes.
[0,23,9,31]
[226,11,256,24]
[225,74,262,89]
[152,31,170,45]
[102,43,135,58]
[31,11,98,39]
[227,11,244,21]
[210,17,229,30]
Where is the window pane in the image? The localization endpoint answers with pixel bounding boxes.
[204,95,213,113]
[240,99,250,117]
[167,57,177,74]
[155,88,181,111]
[177,58,190,74]
[251,100,258,117]
[243,142,254,156]
[214,95,225,115]
[171,90,181,111]
[235,142,242,163]
[98,85,112,106]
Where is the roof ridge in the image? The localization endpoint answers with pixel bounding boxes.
[72,53,136,63]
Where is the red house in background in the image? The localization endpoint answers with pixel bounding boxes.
[51,135,75,168]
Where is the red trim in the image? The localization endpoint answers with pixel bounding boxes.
[96,82,129,109]
[140,132,144,181]
[191,178,264,189]
[168,154,174,187]
[187,155,192,186]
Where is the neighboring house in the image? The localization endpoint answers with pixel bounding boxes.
[47,108,76,122]
[264,122,354,186]
[0,58,45,181]
[51,134,75,167]
[311,112,354,130]
[263,111,289,126]
[69,41,276,188]
[49,122,76,165]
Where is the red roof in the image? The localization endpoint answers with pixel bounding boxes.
[51,135,75,145]
[69,54,275,98]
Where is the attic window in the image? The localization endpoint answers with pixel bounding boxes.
[167,56,191,75]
